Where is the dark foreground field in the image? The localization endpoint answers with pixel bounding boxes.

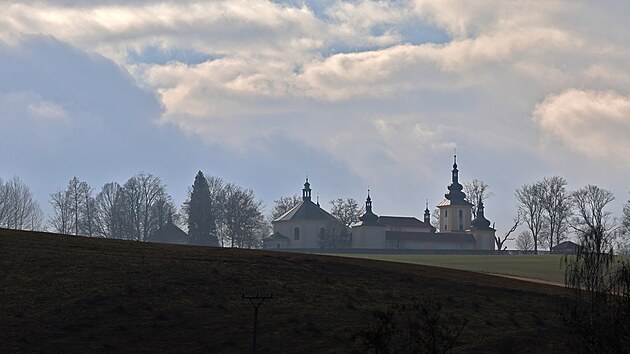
[1,228,573,353]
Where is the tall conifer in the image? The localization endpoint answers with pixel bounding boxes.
[188,171,218,246]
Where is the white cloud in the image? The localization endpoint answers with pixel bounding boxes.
[533,89,630,165]
[2,1,630,236]
[27,100,69,122]
[0,91,70,125]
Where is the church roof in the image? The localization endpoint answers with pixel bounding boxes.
[552,241,580,251]
[352,219,384,227]
[385,231,475,243]
[471,200,493,230]
[147,222,188,244]
[273,200,339,223]
[265,231,289,240]
[378,216,432,228]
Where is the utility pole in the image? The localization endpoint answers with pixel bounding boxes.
[242,293,273,354]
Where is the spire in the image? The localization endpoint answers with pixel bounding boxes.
[359,188,379,225]
[424,199,430,224]
[444,154,467,203]
[302,177,311,201]
[316,193,320,207]
[452,154,459,184]
[471,199,492,229]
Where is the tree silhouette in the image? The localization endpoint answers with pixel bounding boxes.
[187,171,218,246]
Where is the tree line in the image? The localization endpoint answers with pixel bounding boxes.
[0,177,43,231]
[514,176,630,254]
[429,177,630,254]
[185,171,266,248]
[0,171,267,248]
[1,172,630,252]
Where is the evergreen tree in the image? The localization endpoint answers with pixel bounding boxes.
[187,171,218,246]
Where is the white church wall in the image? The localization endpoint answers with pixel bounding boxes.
[352,226,387,248]
[274,220,329,249]
[472,230,496,250]
[385,225,432,233]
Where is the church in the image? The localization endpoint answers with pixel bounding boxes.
[263,156,496,251]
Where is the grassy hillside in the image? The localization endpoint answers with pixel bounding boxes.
[338,254,569,283]
[1,228,573,353]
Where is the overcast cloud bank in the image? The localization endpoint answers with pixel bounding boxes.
[1,1,629,245]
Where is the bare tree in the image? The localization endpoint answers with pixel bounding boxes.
[0,177,43,230]
[329,198,364,227]
[120,172,167,241]
[206,175,228,232]
[464,179,495,216]
[515,182,546,254]
[564,208,630,352]
[152,194,179,229]
[431,208,440,230]
[67,177,90,236]
[94,182,125,238]
[571,185,616,254]
[223,184,266,248]
[0,178,9,225]
[49,189,73,234]
[318,223,351,249]
[619,196,630,255]
[495,214,520,251]
[50,177,96,236]
[623,195,630,233]
[515,230,534,251]
[540,176,572,250]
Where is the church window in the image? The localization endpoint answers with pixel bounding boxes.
[294,227,300,240]
[445,210,448,217]
[458,210,464,231]
[444,224,447,231]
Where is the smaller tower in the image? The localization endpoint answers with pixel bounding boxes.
[470,199,496,250]
[358,189,379,225]
[471,200,491,229]
[302,177,311,201]
[424,200,431,224]
[352,189,385,249]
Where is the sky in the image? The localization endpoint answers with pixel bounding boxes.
[1,0,630,247]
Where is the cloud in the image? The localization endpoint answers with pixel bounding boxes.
[27,100,69,122]
[533,89,630,166]
[2,1,630,239]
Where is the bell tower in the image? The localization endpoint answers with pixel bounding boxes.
[437,155,473,233]
[302,177,311,201]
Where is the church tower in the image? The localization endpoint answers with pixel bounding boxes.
[358,190,380,225]
[470,199,496,250]
[436,155,473,233]
[302,178,311,201]
[351,190,386,248]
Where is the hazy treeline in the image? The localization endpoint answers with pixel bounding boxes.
[48,173,178,241]
[1,173,629,252]
[0,171,268,248]
[513,176,630,254]
[0,177,43,231]
[184,172,267,248]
